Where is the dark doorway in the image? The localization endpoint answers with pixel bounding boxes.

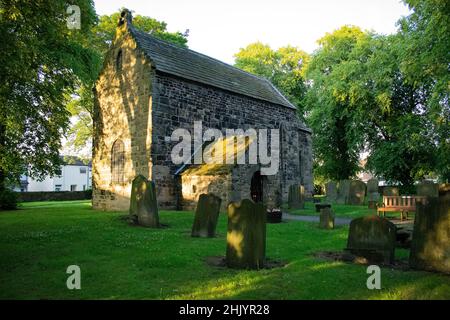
[251,171,263,203]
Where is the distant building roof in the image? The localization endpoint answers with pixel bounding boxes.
[127,24,297,110]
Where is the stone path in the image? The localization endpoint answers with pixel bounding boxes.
[282,212,352,226]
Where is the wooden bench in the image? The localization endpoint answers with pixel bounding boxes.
[377,196,427,220]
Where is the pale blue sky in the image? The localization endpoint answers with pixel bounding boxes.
[94,0,411,64]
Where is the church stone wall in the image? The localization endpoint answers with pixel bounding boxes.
[92,31,153,211]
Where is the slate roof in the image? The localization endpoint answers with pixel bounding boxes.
[128,26,297,110]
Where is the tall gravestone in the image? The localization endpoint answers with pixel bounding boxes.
[191,194,222,238]
[383,186,399,196]
[226,199,266,269]
[319,207,335,229]
[367,179,380,208]
[417,181,439,198]
[346,215,397,264]
[336,180,351,204]
[129,175,159,228]
[348,180,366,205]
[409,194,450,273]
[325,181,338,203]
[288,184,304,209]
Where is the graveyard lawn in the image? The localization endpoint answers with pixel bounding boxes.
[0,201,449,300]
[288,202,379,219]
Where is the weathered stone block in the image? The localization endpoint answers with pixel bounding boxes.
[409,194,450,273]
[129,175,159,228]
[191,193,222,238]
[315,203,331,213]
[383,186,399,196]
[417,181,439,198]
[319,207,335,229]
[226,199,266,269]
[325,181,338,203]
[336,180,351,204]
[367,179,379,194]
[346,215,397,264]
[348,180,366,205]
[288,184,304,209]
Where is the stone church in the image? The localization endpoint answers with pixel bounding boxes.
[92,10,313,211]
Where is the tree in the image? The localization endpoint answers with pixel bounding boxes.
[304,26,367,181]
[0,0,97,195]
[234,42,309,115]
[66,11,189,154]
[397,0,450,182]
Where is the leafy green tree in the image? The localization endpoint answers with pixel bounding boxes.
[304,26,367,181]
[0,0,97,194]
[66,11,189,154]
[234,42,309,115]
[397,0,450,181]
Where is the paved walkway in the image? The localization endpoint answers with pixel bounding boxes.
[282,213,352,226]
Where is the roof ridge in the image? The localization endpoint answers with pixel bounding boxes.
[129,26,276,89]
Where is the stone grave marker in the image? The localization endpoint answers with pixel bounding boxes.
[336,180,351,204]
[325,181,338,203]
[319,207,335,229]
[288,184,305,209]
[383,186,399,196]
[129,175,159,228]
[346,215,397,264]
[417,181,439,198]
[191,193,222,238]
[226,199,266,269]
[409,194,450,273]
[348,180,366,205]
[367,179,380,208]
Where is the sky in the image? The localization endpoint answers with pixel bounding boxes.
[94,0,412,64]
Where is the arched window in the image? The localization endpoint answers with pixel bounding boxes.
[111,139,125,184]
[116,49,123,72]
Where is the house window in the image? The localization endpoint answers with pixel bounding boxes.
[83,185,86,191]
[70,185,77,191]
[111,139,125,184]
[116,49,123,72]
[80,167,87,174]
[55,185,62,192]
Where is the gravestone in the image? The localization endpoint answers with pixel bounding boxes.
[409,194,450,273]
[288,184,305,209]
[129,175,159,228]
[336,180,351,204]
[346,215,397,264]
[325,181,338,203]
[226,199,266,269]
[367,179,380,207]
[319,207,335,229]
[417,181,439,198]
[383,186,399,196]
[191,193,222,238]
[348,180,366,205]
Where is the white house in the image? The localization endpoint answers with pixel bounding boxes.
[16,158,92,192]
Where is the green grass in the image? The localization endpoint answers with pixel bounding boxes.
[0,200,449,300]
[287,202,375,218]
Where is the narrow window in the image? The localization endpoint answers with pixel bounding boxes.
[111,139,125,184]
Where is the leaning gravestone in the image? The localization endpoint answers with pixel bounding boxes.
[346,215,397,264]
[336,180,351,204]
[383,186,399,196]
[226,199,266,269]
[367,179,380,208]
[191,193,222,238]
[325,181,338,203]
[288,184,305,209]
[348,180,366,205]
[319,207,335,229]
[129,175,159,228]
[409,193,450,273]
[416,181,439,198]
